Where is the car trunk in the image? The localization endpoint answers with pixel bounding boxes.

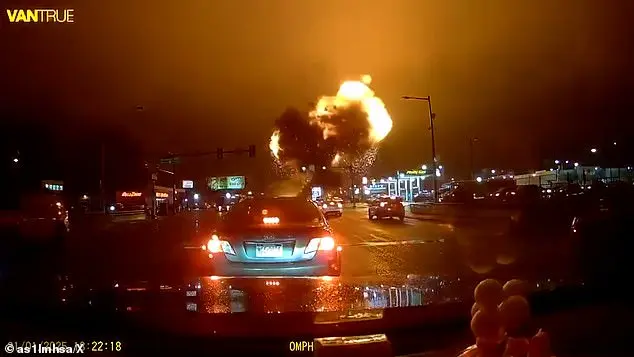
[221,225,329,263]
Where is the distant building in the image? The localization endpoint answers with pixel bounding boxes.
[514,166,633,187]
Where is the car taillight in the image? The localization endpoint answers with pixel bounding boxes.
[319,237,335,250]
[305,236,335,254]
[206,234,236,255]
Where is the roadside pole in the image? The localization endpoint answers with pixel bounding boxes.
[172,161,177,215]
[349,165,356,208]
[100,143,106,213]
[150,171,157,219]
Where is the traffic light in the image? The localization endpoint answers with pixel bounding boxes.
[217,148,223,159]
[248,145,256,158]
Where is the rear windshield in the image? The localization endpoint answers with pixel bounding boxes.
[224,198,323,226]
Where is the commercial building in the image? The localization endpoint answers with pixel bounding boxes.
[514,166,633,187]
[113,185,185,215]
[362,167,445,202]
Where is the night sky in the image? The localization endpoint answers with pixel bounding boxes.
[2,0,633,193]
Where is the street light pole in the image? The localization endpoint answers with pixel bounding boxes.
[100,143,106,213]
[402,95,438,203]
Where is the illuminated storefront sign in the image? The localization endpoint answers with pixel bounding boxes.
[405,170,427,176]
[42,180,64,191]
[367,184,388,193]
[156,192,169,198]
[121,192,142,197]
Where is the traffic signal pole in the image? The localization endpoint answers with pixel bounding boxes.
[154,145,257,214]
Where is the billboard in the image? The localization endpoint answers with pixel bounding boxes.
[182,180,194,189]
[207,176,245,190]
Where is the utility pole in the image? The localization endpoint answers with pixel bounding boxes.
[167,151,177,215]
[402,95,438,203]
[172,161,177,215]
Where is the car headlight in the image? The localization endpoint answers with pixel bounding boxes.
[380,202,387,207]
[337,203,343,208]
[305,236,335,254]
[322,204,328,209]
[205,234,236,255]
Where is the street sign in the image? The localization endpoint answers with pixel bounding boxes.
[207,176,245,190]
[182,180,194,189]
[227,176,245,189]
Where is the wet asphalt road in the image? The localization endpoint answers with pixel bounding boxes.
[52,207,579,286]
[331,208,578,282]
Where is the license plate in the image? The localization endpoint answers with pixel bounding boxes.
[255,244,283,258]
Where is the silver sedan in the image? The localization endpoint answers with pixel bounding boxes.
[198,197,342,277]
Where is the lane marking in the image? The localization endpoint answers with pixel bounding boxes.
[368,233,389,242]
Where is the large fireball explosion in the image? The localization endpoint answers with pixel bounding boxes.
[269,75,393,180]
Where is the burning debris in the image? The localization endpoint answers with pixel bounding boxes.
[269,75,393,174]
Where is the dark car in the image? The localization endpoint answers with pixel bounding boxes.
[2,193,68,245]
[198,197,341,277]
[368,196,405,221]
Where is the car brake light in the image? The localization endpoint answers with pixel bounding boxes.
[305,236,335,253]
[263,216,280,224]
[206,234,236,255]
[207,236,222,252]
[319,237,335,250]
